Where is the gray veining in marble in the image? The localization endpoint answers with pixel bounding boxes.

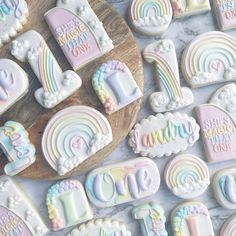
[14,0,236,235]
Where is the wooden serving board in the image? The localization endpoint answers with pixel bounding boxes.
[0,0,144,179]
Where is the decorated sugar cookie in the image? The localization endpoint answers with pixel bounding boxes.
[210,83,236,123]
[44,0,114,70]
[129,0,173,35]
[0,0,28,47]
[171,0,211,18]
[182,31,236,88]
[0,121,36,176]
[213,0,236,31]
[213,168,236,209]
[195,104,236,163]
[143,40,194,112]
[172,201,214,236]
[42,106,112,176]
[92,60,142,114]
[46,179,93,231]
[0,59,28,115]
[85,157,160,208]
[132,202,168,236]
[10,30,82,109]
[164,154,210,199]
[129,113,200,158]
[0,176,48,236]
[220,214,236,236]
[68,218,131,236]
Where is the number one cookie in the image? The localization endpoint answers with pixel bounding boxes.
[10,30,82,109]
[143,40,194,112]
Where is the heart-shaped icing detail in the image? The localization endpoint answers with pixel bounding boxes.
[0,0,28,47]
[182,31,236,88]
[10,30,82,109]
[0,59,28,115]
[195,104,236,163]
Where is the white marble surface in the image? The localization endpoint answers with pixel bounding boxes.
[15,1,236,235]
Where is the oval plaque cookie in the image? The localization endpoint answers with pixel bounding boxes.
[85,157,160,208]
[129,112,200,158]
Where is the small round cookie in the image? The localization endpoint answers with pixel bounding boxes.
[165,154,210,199]
[213,168,236,209]
[129,0,172,35]
[220,214,236,236]
[0,0,28,47]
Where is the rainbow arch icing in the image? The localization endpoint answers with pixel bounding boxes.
[130,0,172,35]
[42,106,112,176]
[182,31,236,88]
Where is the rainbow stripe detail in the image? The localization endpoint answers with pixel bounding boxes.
[131,0,171,20]
[39,42,59,93]
[143,51,183,100]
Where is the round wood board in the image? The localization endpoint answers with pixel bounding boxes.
[0,0,144,179]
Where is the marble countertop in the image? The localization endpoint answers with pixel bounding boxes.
[16,1,236,235]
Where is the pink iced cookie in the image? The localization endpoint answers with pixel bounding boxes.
[92,60,142,114]
[42,106,112,176]
[0,59,28,115]
[213,0,236,31]
[195,104,236,163]
[44,0,114,70]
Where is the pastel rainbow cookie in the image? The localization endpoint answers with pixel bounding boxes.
[171,201,214,236]
[92,60,142,114]
[213,0,236,31]
[210,83,236,123]
[171,0,210,18]
[10,30,82,109]
[129,0,172,35]
[143,40,194,112]
[164,154,210,199]
[68,219,131,236]
[44,0,114,70]
[46,179,93,231]
[0,0,28,47]
[213,168,236,209]
[0,175,49,236]
[220,214,236,236]
[0,121,36,176]
[132,202,168,236]
[0,59,28,115]
[42,106,112,176]
[182,31,236,88]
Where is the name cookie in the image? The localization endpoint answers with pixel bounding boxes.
[68,219,131,236]
[85,157,160,208]
[10,30,82,109]
[0,121,36,176]
[143,40,194,112]
[213,0,236,31]
[182,31,236,88]
[45,0,114,70]
[46,179,93,231]
[0,59,28,115]
[42,106,112,176]
[210,83,236,123]
[92,60,142,114]
[213,168,236,209]
[132,202,167,236]
[0,176,48,236]
[220,214,236,236]
[129,113,200,158]
[171,0,211,18]
[0,0,28,47]
[195,104,236,163]
[165,154,210,199]
[129,0,172,35]
[171,201,214,236]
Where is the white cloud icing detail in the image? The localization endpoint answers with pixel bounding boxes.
[224,65,236,80]
[134,15,170,27]
[192,72,217,85]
